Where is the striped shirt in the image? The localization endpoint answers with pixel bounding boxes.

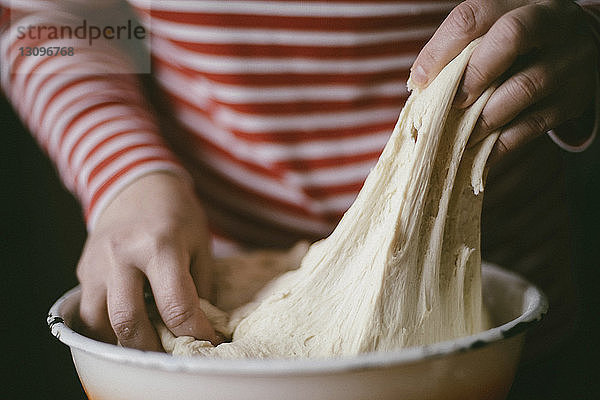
[1,0,598,356]
[1,0,598,249]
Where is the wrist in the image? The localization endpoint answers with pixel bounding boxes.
[94,171,198,231]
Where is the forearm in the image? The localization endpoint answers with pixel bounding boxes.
[0,1,190,229]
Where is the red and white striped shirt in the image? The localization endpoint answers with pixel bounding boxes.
[1,0,599,250]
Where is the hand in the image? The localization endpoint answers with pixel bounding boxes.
[410,0,598,162]
[76,172,221,351]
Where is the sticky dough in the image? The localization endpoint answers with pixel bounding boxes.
[157,40,498,359]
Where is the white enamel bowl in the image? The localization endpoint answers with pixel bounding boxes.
[48,263,547,400]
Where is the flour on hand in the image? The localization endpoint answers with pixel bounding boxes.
[157,40,498,359]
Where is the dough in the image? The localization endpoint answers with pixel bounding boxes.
[157,40,498,359]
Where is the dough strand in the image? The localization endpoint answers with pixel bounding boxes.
[157,39,498,359]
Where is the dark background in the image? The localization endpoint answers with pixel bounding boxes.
[2,94,87,398]
[2,91,599,399]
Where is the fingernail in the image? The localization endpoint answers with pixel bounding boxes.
[410,65,428,87]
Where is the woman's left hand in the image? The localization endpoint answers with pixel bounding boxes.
[410,0,598,161]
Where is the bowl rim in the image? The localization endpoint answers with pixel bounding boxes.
[47,263,547,376]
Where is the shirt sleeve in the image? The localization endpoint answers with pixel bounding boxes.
[548,1,600,152]
[0,1,192,230]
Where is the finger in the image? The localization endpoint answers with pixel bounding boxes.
[410,0,504,87]
[78,283,115,345]
[76,245,116,344]
[469,59,557,145]
[455,4,559,108]
[190,247,214,302]
[487,88,588,164]
[470,41,596,147]
[107,266,162,351]
[146,247,221,345]
[454,0,574,107]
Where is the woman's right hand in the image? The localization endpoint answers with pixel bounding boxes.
[76,172,221,351]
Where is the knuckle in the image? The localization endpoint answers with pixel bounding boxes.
[111,310,141,342]
[107,236,124,255]
[145,222,179,250]
[161,303,195,331]
[494,136,511,159]
[103,231,133,261]
[510,72,542,103]
[495,15,528,44]
[478,112,494,132]
[464,62,489,87]
[526,112,550,134]
[104,223,180,266]
[448,1,480,36]
[145,234,171,255]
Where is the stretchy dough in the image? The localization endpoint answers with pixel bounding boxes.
[157,40,498,359]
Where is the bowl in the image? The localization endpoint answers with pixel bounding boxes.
[47,263,547,400]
